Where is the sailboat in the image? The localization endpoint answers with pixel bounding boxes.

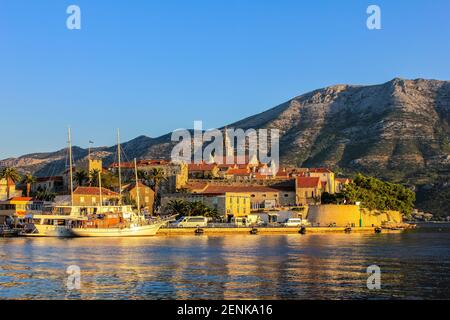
[24,128,168,237]
[22,127,87,237]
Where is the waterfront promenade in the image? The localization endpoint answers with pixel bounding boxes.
[157,226,406,236]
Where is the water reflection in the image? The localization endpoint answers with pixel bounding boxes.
[1,225,450,300]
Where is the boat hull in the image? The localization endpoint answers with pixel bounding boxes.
[70,223,164,237]
[25,224,75,237]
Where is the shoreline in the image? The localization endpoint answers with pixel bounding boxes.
[157,226,408,236]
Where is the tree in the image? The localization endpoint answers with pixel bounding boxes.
[74,170,89,187]
[100,171,119,190]
[137,170,150,184]
[341,174,416,217]
[321,192,346,205]
[187,201,220,219]
[164,199,220,220]
[22,174,36,197]
[0,167,21,200]
[148,168,168,213]
[165,199,189,217]
[35,189,56,202]
[89,169,101,186]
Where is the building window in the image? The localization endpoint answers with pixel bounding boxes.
[80,197,85,203]
[284,194,289,197]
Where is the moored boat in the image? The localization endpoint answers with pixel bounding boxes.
[22,128,169,238]
[0,225,20,237]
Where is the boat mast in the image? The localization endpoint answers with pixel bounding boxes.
[134,158,140,213]
[68,127,74,207]
[98,171,103,211]
[117,129,122,205]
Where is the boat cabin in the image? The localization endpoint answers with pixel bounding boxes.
[0,197,44,226]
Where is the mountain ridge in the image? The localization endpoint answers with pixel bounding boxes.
[2,77,450,216]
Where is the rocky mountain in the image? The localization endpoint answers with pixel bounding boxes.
[232,78,450,185]
[2,78,450,215]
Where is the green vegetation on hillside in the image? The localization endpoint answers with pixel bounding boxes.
[340,174,416,216]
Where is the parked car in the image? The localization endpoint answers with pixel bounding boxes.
[175,216,208,228]
[231,217,248,227]
[282,218,308,227]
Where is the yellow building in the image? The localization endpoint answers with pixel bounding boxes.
[0,178,22,201]
[307,168,335,194]
[295,176,323,205]
[161,192,251,220]
[73,186,119,206]
[0,197,43,225]
[123,182,155,212]
[80,158,103,173]
[335,178,351,193]
[223,192,251,220]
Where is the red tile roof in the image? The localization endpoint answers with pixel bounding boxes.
[185,182,209,191]
[335,178,351,183]
[217,163,237,169]
[188,163,218,171]
[10,197,33,202]
[199,185,293,195]
[74,187,119,196]
[296,177,321,188]
[138,159,170,166]
[226,168,251,176]
[109,159,171,169]
[123,182,153,193]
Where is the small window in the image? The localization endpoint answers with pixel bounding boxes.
[284,194,289,198]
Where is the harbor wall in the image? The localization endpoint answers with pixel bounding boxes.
[307,205,402,227]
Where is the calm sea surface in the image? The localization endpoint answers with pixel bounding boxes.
[1,223,450,300]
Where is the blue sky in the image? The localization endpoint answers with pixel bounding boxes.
[1,0,449,158]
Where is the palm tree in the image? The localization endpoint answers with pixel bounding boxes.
[137,170,149,183]
[148,168,168,214]
[89,169,101,186]
[187,201,219,219]
[0,167,21,200]
[165,199,189,217]
[22,174,36,197]
[74,170,89,187]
